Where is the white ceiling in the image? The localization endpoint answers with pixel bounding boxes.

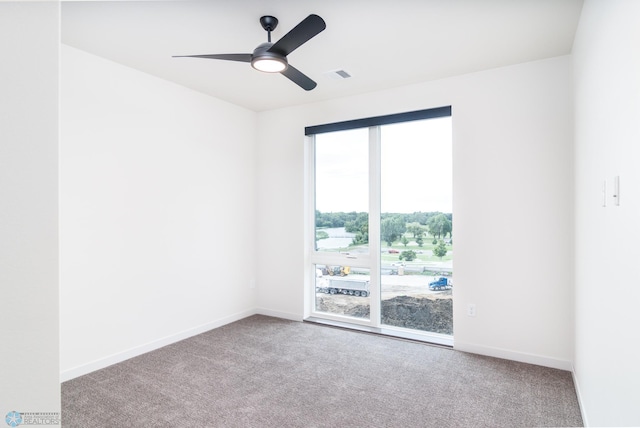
[61,0,584,112]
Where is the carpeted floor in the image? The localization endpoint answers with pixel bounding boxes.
[62,315,583,427]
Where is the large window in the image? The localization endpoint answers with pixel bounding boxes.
[306,107,453,345]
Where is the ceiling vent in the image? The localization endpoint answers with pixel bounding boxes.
[324,69,352,80]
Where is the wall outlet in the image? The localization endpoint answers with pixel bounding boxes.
[249,279,256,289]
[467,304,476,317]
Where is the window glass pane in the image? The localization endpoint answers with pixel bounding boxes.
[379,117,453,335]
[314,128,369,254]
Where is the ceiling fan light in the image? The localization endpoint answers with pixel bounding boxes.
[251,56,287,73]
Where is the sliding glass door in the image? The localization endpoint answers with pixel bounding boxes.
[307,108,453,345]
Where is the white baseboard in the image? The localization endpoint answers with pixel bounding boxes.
[60,308,257,382]
[255,307,302,322]
[454,341,573,371]
[571,363,589,427]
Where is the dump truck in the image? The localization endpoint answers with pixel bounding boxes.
[429,277,452,290]
[317,277,370,297]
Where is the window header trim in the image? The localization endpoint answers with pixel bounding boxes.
[305,106,451,136]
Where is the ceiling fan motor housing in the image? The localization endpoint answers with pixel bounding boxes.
[251,42,288,72]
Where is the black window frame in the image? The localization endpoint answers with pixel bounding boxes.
[305,106,451,136]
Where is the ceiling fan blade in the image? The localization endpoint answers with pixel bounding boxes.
[281,64,317,91]
[172,53,252,62]
[269,14,326,56]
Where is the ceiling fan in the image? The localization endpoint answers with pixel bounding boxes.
[173,14,326,91]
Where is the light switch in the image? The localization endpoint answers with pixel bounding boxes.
[613,176,620,206]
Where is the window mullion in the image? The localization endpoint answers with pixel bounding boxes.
[304,134,316,319]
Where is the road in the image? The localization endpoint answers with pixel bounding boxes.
[317,273,452,299]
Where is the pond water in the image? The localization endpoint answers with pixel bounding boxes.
[316,227,355,249]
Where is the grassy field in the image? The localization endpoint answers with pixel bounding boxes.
[316,226,452,264]
[351,232,453,263]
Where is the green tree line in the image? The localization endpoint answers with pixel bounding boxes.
[316,210,452,246]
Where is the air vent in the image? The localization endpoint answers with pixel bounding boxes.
[323,69,352,80]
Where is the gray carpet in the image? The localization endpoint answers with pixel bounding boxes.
[62,315,583,427]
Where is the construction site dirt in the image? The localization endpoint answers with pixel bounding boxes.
[315,288,453,335]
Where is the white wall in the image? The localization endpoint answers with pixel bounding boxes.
[573,1,640,426]
[0,1,60,422]
[257,56,575,369]
[60,45,258,380]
